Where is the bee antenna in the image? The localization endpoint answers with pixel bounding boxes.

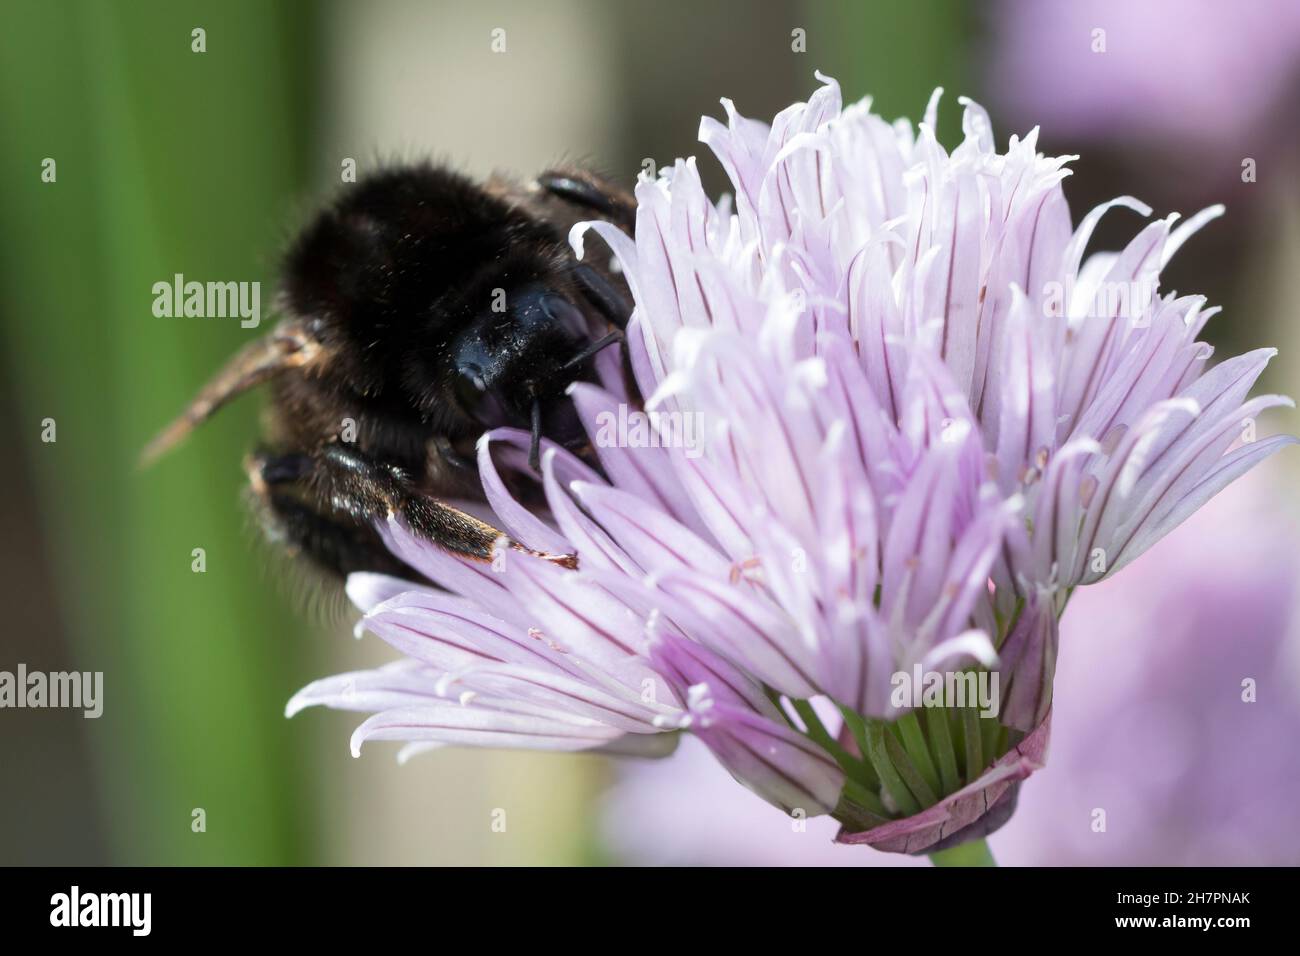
[138,320,322,469]
[561,330,624,371]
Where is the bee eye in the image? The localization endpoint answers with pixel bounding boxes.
[443,285,592,431]
[536,293,588,340]
[452,363,513,427]
[452,364,486,412]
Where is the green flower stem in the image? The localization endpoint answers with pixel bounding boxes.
[980,711,1003,769]
[836,705,882,788]
[837,778,890,828]
[961,706,984,784]
[862,721,921,816]
[929,838,997,867]
[896,712,942,796]
[925,705,962,796]
[883,725,938,807]
[792,699,871,784]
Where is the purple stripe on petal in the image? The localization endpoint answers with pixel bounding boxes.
[476,429,571,555]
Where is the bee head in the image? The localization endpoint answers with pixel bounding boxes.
[440,282,593,447]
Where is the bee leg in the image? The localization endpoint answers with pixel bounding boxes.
[253,444,576,570]
[569,265,639,401]
[431,434,478,476]
[572,263,631,330]
[538,169,636,230]
[245,451,419,581]
[528,399,544,474]
[298,443,504,561]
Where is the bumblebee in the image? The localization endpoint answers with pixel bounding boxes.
[144,163,635,584]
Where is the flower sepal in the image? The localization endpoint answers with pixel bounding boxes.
[835,711,1051,854]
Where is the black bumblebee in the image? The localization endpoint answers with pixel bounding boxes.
[143,163,636,585]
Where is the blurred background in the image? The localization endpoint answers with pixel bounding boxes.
[1,0,1297,865]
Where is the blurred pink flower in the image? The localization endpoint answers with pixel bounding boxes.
[990,0,1300,157]
[998,463,1300,865]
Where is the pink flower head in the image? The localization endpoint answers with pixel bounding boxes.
[288,75,1295,855]
[600,463,1300,866]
